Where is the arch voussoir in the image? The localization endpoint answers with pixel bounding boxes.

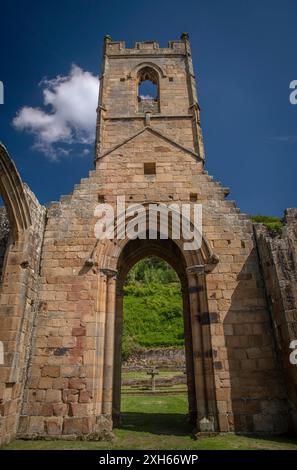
[0,144,31,240]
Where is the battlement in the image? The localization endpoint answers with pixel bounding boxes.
[104,35,188,56]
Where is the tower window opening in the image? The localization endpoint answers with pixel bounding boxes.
[137,67,160,114]
[138,80,158,100]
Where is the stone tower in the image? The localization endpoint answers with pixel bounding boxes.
[95,33,205,167]
[0,35,296,445]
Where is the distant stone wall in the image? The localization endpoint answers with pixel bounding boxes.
[254,208,297,433]
[124,347,186,370]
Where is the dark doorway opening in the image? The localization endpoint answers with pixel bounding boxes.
[112,238,197,435]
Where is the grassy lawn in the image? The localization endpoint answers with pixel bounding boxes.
[2,395,297,450]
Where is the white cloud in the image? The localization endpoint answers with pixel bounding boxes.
[12,65,99,160]
[140,94,154,100]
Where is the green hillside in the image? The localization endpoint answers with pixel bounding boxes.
[122,257,183,359]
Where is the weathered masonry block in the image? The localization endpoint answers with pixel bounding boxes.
[0,35,296,445]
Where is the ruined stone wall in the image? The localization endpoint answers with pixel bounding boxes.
[19,128,288,437]
[18,183,102,439]
[254,209,297,433]
[0,183,45,446]
[1,37,294,443]
[16,37,290,438]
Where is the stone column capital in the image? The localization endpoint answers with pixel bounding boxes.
[99,268,118,279]
[186,265,205,276]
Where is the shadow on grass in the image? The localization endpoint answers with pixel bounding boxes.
[238,433,297,447]
[117,412,193,436]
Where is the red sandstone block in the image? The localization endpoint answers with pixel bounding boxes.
[63,417,92,435]
[67,292,82,301]
[69,378,86,390]
[27,377,39,388]
[41,366,60,378]
[40,403,54,416]
[79,390,92,403]
[58,301,74,311]
[47,337,62,348]
[35,390,46,402]
[52,378,69,389]
[38,377,53,389]
[75,300,94,312]
[28,416,45,435]
[0,369,11,382]
[60,365,83,378]
[55,292,68,301]
[45,389,61,403]
[83,350,94,364]
[63,389,79,403]
[72,326,86,336]
[46,417,63,435]
[69,403,89,417]
[53,403,68,416]
[71,283,89,292]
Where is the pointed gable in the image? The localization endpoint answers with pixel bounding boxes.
[98,126,202,161]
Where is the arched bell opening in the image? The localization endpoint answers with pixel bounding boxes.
[137,66,160,114]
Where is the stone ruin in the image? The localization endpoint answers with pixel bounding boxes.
[0,34,296,444]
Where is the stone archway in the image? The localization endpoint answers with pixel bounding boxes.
[0,144,32,281]
[93,207,219,433]
[0,144,31,242]
[112,237,196,426]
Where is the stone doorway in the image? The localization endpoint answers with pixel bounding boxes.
[94,229,219,433]
[113,244,196,429]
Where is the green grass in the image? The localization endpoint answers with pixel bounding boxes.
[121,256,184,360]
[2,395,297,450]
[251,214,283,233]
[123,284,183,348]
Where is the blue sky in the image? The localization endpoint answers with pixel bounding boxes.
[0,0,296,215]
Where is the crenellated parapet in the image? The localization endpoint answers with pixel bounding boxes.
[104,36,187,56]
